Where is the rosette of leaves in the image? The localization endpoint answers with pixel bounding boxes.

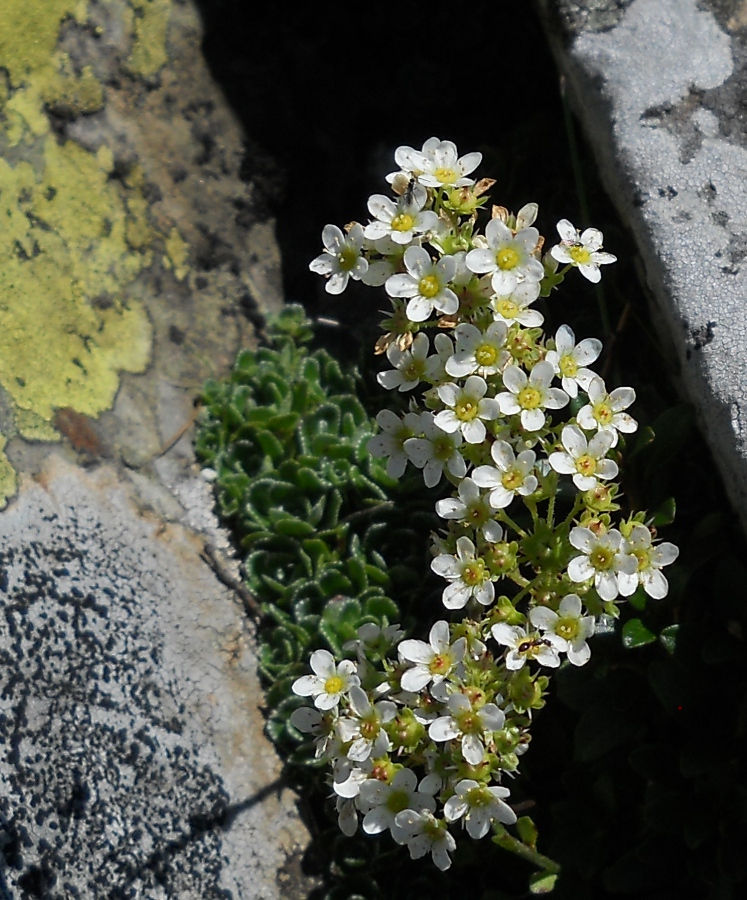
[195,305,434,753]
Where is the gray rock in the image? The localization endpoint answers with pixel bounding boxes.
[541,0,747,531]
[0,456,309,899]
[0,0,311,896]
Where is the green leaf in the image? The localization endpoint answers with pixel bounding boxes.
[651,496,676,527]
[659,623,679,655]
[273,517,316,538]
[529,871,558,894]
[517,815,538,849]
[622,618,657,649]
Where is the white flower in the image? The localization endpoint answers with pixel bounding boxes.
[389,137,482,189]
[336,796,359,836]
[435,476,497,538]
[465,217,544,295]
[332,761,372,799]
[343,622,405,658]
[544,324,601,398]
[567,526,638,601]
[471,440,538,509]
[367,409,422,478]
[422,331,455,386]
[309,223,368,294]
[404,412,467,488]
[548,424,618,491]
[288,705,338,759]
[490,280,544,328]
[431,535,494,609]
[397,619,467,692]
[393,809,456,870]
[443,779,517,839]
[529,594,596,666]
[491,623,563,670]
[496,361,569,432]
[385,246,459,322]
[364,190,438,245]
[624,524,679,599]
[292,649,360,710]
[428,693,505,765]
[577,376,637,447]
[337,685,396,762]
[550,218,617,283]
[434,375,501,444]
[359,769,437,841]
[446,321,509,378]
[377,332,430,391]
[472,441,537,509]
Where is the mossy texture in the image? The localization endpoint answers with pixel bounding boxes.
[0,0,177,507]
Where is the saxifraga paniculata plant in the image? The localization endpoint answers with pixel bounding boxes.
[291,137,680,888]
[194,305,436,756]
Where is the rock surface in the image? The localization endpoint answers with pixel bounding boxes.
[0,0,310,897]
[540,0,747,531]
[0,457,305,899]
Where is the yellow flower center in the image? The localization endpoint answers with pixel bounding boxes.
[592,401,614,426]
[590,546,615,571]
[391,213,416,233]
[429,653,452,676]
[465,786,491,808]
[419,274,441,298]
[559,355,578,377]
[501,469,524,491]
[360,717,380,740]
[461,559,487,586]
[337,246,359,271]
[434,166,459,185]
[455,399,480,421]
[576,454,597,476]
[569,245,592,266]
[496,299,518,319]
[456,710,480,735]
[324,675,344,694]
[555,616,580,641]
[632,547,652,571]
[517,385,542,410]
[475,344,498,367]
[496,246,520,270]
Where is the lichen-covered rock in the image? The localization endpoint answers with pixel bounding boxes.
[0,1,310,896]
[0,456,309,899]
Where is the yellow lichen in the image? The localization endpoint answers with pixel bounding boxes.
[164,227,189,281]
[0,138,152,422]
[0,435,18,507]
[0,0,179,508]
[126,0,172,78]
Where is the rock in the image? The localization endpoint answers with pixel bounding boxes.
[540,0,747,530]
[0,0,311,896]
[0,456,309,899]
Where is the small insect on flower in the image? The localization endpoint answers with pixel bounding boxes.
[404,176,417,206]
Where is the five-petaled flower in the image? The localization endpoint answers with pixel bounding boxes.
[550,218,617,283]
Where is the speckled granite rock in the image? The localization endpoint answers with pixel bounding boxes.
[539,0,747,531]
[0,456,308,899]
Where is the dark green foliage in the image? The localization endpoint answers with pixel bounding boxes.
[195,305,434,754]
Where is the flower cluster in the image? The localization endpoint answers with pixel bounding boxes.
[299,138,679,871]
